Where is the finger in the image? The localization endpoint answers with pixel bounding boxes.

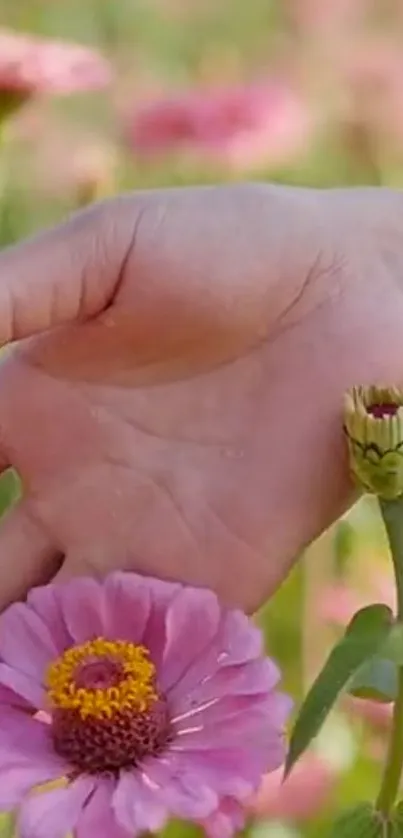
[52,547,117,585]
[0,502,61,609]
[0,184,321,349]
[0,197,142,344]
[53,559,93,586]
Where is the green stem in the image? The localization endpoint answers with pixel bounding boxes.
[376,668,403,814]
[379,498,403,618]
[376,497,403,814]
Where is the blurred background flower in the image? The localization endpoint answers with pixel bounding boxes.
[0,28,111,96]
[0,0,401,835]
[247,754,336,823]
[0,28,111,124]
[127,80,315,173]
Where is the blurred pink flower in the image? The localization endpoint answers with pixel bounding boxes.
[0,572,291,838]
[128,81,314,172]
[347,696,391,731]
[0,28,111,98]
[340,36,403,154]
[247,754,335,822]
[286,0,369,35]
[319,572,395,626]
[319,583,364,626]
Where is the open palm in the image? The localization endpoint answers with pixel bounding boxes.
[0,183,402,612]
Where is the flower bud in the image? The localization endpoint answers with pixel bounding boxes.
[344,386,403,500]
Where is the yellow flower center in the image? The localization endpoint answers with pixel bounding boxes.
[46,637,157,720]
[44,637,171,774]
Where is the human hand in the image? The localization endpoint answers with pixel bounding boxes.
[0,183,401,612]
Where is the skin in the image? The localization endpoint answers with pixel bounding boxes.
[0,182,401,613]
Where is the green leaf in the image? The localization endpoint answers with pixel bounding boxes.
[390,802,403,836]
[348,655,398,702]
[383,624,403,666]
[330,804,383,837]
[161,821,202,838]
[286,604,393,775]
[0,813,15,838]
[0,469,20,518]
[344,605,394,639]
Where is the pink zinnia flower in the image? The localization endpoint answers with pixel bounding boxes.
[0,573,290,837]
[0,28,111,98]
[128,81,314,172]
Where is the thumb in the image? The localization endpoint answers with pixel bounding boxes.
[0,197,141,343]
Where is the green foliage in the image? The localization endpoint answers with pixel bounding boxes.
[162,821,202,838]
[348,656,398,703]
[330,803,403,837]
[382,625,403,666]
[390,803,403,836]
[348,622,403,703]
[330,804,384,837]
[0,814,15,838]
[286,606,394,775]
[0,470,20,517]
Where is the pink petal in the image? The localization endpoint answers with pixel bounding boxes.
[168,613,279,713]
[179,692,290,744]
[140,759,218,819]
[175,658,278,713]
[104,573,151,644]
[0,714,67,788]
[219,611,264,665]
[0,762,65,809]
[178,748,264,798]
[113,772,167,834]
[171,712,287,758]
[151,747,262,800]
[172,693,271,730]
[0,709,57,764]
[0,683,30,709]
[58,578,105,643]
[77,778,130,838]
[169,619,279,707]
[141,578,181,668]
[18,777,95,838]
[264,691,294,727]
[0,602,58,681]
[202,798,246,838]
[160,587,220,692]
[27,585,72,652]
[0,664,45,709]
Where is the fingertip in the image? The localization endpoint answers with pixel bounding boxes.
[0,502,60,610]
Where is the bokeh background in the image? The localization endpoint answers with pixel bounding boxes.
[0,0,401,835]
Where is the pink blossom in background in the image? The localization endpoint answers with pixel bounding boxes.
[0,28,112,98]
[0,572,291,838]
[347,696,391,731]
[127,81,315,172]
[340,36,403,152]
[247,753,335,823]
[319,572,395,627]
[318,582,364,626]
[286,0,369,36]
